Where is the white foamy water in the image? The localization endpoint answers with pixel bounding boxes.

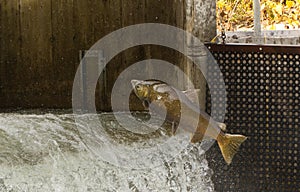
[0,111,214,191]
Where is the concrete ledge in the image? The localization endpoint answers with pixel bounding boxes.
[217,30,300,45]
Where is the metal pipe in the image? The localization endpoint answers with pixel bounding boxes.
[253,0,262,37]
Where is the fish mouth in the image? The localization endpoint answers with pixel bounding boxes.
[131,79,143,88]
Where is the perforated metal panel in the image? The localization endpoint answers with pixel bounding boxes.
[205,43,300,192]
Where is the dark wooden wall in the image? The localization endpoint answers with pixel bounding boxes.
[0,0,185,110]
[0,0,217,111]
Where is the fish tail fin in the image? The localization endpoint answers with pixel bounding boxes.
[217,133,247,165]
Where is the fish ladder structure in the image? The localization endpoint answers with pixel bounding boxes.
[205,43,299,192]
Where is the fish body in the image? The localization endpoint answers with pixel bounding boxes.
[131,79,247,164]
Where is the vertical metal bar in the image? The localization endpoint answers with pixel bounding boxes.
[97,50,105,110]
[253,0,261,37]
[79,50,87,112]
[79,50,104,112]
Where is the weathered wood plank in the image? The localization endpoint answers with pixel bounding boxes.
[144,0,186,90]
[51,0,77,107]
[95,0,122,111]
[19,0,53,107]
[0,0,21,107]
[117,1,147,111]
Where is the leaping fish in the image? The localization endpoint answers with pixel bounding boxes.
[131,79,247,164]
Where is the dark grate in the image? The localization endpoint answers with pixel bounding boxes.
[205,43,300,192]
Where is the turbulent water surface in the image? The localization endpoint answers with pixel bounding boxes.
[0,110,214,191]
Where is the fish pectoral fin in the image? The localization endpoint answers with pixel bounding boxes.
[142,100,149,109]
[217,122,227,132]
[171,122,178,135]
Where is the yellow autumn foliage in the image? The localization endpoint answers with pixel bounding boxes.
[217,0,300,31]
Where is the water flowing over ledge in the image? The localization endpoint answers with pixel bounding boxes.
[0,111,214,191]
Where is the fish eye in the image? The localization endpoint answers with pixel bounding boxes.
[136,84,142,90]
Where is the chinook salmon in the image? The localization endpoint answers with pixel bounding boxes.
[131,79,247,164]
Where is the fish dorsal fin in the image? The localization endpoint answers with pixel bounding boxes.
[217,122,227,132]
[182,89,200,104]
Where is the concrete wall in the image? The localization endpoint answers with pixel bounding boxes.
[185,0,216,110]
[0,0,216,110]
